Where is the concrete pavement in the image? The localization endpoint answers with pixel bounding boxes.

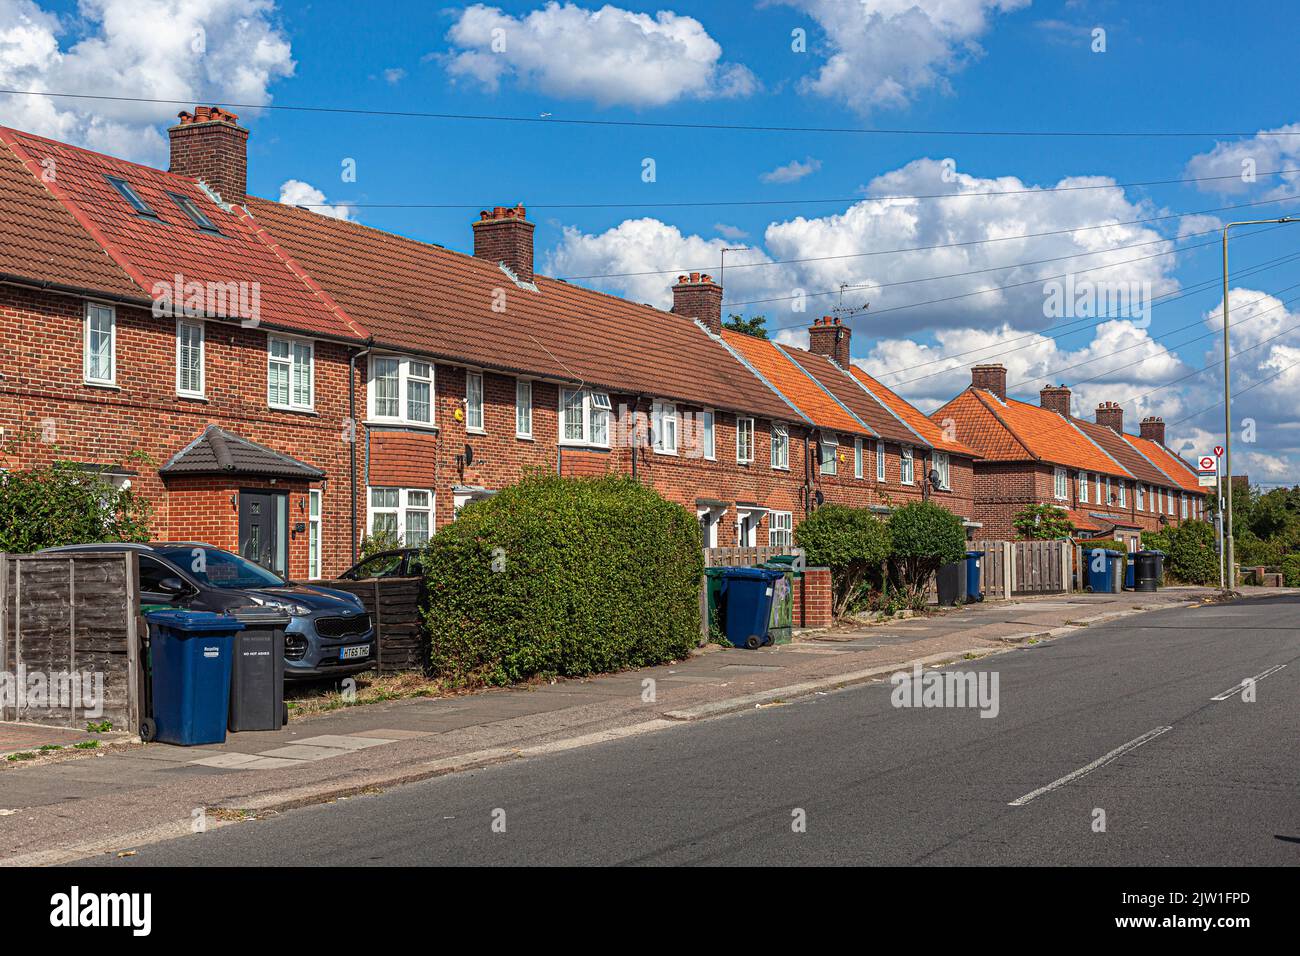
[80,590,1300,866]
[0,585,1251,864]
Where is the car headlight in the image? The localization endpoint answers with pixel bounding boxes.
[251,595,311,616]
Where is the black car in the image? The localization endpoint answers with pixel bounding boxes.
[339,548,425,580]
[40,542,377,680]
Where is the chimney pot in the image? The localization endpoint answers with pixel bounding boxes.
[971,364,1008,401]
[1039,384,1072,418]
[1095,401,1125,434]
[167,104,250,201]
[472,204,535,283]
[1139,415,1166,444]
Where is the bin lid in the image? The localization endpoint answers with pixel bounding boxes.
[965,550,983,558]
[764,554,799,567]
[714,566,784,581]
[145,609,245,632]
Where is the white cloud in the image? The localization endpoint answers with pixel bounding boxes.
[760,157,821,184]
[1184,122,1300,199]
[0,0,294,164]
[440,2,756,107]
[382,67,406,84]
[278,179,353,220]
[780,0,1029,114]
[713,222,749,240]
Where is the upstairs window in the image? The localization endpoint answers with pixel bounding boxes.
[1137,484,1146,511]
[176,319,204,397]
[560,388,611,447]
[819,436,838,476]
[701,409,715,460]
[771,423,788,470]
[651,401,678,454]
[516,379,533,438]
[876,441,886,482]
[736,418,755,464]
[84,302,116,385]
[900,445,914,485]
[106,176,157,218]
[1053,466,1069,500]
[933,451,950,490]
[369,355,432,425]
[1118,481,1127,507]
[269,336,313,410]
[1078,471,1089,504]
[465,371,484,432]
[854,438,864,479]
[168,192,220,233]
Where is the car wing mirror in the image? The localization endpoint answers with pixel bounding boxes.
[157,576,189,595]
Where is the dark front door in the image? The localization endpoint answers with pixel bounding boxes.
[239,490,287,576]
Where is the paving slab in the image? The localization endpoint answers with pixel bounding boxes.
[259,745,353,762]
[295,735,395,750]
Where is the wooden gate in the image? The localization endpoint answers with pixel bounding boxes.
[972,540,1072,597]
[326,577,426,674]
[0,551,142,729]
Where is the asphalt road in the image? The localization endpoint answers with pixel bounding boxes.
[87,595,1300,866]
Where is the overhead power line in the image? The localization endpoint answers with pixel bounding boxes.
[3,87,1297,140]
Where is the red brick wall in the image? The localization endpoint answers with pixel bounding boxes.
[793,566,833,629]
[0,284,364,577]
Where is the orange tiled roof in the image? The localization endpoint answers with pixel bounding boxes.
[846,365,978,456]
[245,197,793,420]
[1071,418,1170,486]
[930,389,1033,461]
[966,389,1131,477]
[779,347,923,446]
[0,127,360,340]
[721,331,872,435]
[1125,435,1207,494]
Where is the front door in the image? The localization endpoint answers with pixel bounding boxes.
[239,490,288,576]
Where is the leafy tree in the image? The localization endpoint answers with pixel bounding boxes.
[794,504,891,616]
[0,459,153,552]
[723,313,768,338]
[887,501,967,601]
[1013,503,1076,540]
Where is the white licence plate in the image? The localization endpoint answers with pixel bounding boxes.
[339,644,370,661]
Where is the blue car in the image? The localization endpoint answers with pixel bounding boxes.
[40,542,377,680]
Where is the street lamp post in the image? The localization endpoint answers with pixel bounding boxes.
[1221,218,1298,588]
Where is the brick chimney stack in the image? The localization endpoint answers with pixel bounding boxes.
[808,316,851,366]
[1096,401,1125,434]
[1139,416,1166,444]
[473,205,535,283]
[168,106,249,202]
[971,364,1007,401]
[671,272,723,335]
[1039,385,1072,418]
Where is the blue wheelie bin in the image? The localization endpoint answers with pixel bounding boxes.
[144,610,244,745]
[715,566,783,649]
[964,550,984,602]
[1083,549,1121,593]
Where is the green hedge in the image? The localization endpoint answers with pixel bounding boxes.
[0,459,152,552]
[794,504,890,616]
[1142,520,1218,585]
[422,474,703,686]
[888,501,967,596]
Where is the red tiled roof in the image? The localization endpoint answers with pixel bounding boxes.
[1062,508,1103,532]
[779,347,920,446]
[0,127,360,340]
[1125,435,1207,494]
[720,331,869,435]
[0,135,142,299]
[244,197,792,419]
[930,389,1033,461]
[1072,418,1170,487]
[845,365,978,457]
[965,389,1131,477]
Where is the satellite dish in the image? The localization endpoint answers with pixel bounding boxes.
[927,468,941,488]
[814,489,825,506]
[463,444,474,467]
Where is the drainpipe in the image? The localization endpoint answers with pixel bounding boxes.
[349,342,372,565]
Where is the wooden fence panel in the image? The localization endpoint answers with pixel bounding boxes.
[0,552,140,730]
[703,545,801,567]
[325,577,426,675]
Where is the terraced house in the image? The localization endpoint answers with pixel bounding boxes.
[932,364,1208,548]
[0,107,978,578]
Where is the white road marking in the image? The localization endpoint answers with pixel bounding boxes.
[1210,664,1287,701]
[1008,726,1172,807]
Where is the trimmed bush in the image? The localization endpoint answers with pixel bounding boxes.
[1160,520,1218,585]
[794,504,891,616]
[0,459,152,552]
[1013,503,1075,539]
[422,474,703,686]
[1282,554,1300,587]
[888,501,968,599]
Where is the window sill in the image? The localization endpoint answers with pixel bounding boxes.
[365,419,438,432]
[772,464,789,472]
[653,448,678,457]
[84,380,119,391]
[516,433,534,441]
[466,427,487,436]
[269,404,318,416]
[177,392,208,403]
[559,442,610,451]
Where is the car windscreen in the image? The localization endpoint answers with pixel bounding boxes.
[154,547,285,589]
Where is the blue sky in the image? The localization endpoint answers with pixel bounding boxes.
[6,0,1300,482]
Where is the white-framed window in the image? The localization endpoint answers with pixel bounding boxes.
[771,423,788,470]
[819,435,838,475]
[368,354,433,425]
[465,370,484,432]
[268,336,314,410]
[308,489,322,580]
[651,400,678,454]
[1180,493,1188,519]
[1095,474,1103,504]
[1118,481,1127,507]
[737,417,755,464]
[1137,484,1145,511]
[701,409,715,460]
[933,451,950,490]
[367,487,434,547]
[84,302,116,385]
[769,511,793,548]
[176,318,204,397]
[854,438,864,479]
[1078,471,1089,504]
[900,445,914,485]
[1105,476,1113,506]
[560,388,611,447]
[876,441,886,482]
[516,379,533,438]
[1053,466,1068,500]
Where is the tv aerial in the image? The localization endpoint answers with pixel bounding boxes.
[831,282,870,321]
